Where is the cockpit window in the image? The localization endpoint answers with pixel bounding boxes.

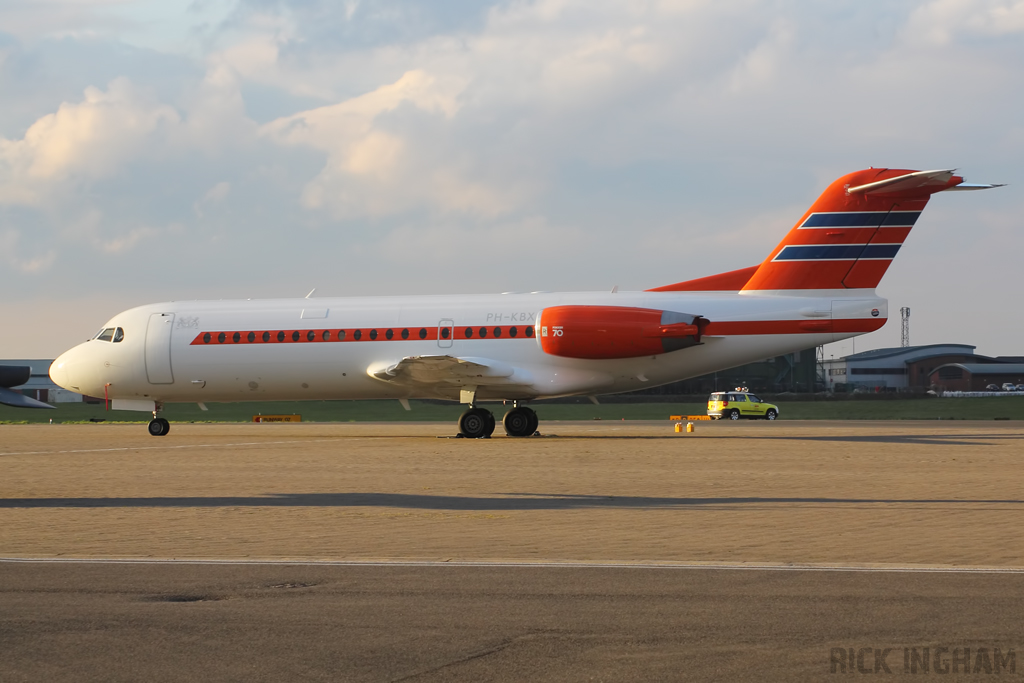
[94,327,124,343]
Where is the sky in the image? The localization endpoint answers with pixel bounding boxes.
[1,0,1022,360]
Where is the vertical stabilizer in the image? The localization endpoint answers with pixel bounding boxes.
[741,168,962,292]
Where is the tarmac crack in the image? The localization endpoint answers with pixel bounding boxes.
[389,632,554,682]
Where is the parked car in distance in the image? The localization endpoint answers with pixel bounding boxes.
[1002,383,1018,391]
[986,384,1001,391]
[708,391,780,420]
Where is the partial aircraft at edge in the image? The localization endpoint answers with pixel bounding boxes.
[48,168,1001,437]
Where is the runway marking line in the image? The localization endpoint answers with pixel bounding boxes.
[0,438,357,457]
[3,557,1024,574]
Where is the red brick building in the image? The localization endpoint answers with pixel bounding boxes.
[928,364,1024,392]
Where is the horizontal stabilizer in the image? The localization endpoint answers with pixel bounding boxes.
[847,169,957,195]
[942,183,1006,191]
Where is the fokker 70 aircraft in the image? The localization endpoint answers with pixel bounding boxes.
[49,167,999,437]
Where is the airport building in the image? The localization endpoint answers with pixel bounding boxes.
[634,348,821,395]
[821,344,1024,391]
[927,363,1024,391]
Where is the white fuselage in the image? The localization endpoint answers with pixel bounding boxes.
[50,288,885,407]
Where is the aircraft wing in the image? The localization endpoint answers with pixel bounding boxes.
[0,386,55,409]
[0,365,56,409]
[368,355,533,388]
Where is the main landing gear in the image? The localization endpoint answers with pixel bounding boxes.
[502,406,538,437]
[458,407,495,439]
[456,404,539,438]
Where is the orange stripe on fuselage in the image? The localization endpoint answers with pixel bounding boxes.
[189,317,885,347]
[704,318,885,335]
[190,325,538,346]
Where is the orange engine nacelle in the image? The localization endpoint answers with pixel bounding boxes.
[537,306,707,359]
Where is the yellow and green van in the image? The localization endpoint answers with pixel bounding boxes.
[707,391,779,420]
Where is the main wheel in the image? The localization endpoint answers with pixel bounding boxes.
[503,407,535,437]
[458,408,491,438]
[148,418,170,436]
[483,410,496,437]
[765,409,777,420]
[525,407,539,435]
[728,409,741,421]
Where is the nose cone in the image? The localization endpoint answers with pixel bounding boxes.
[49,352,75,391]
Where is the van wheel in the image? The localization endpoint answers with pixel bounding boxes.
[765,409,777,421]
[728,410,740,420]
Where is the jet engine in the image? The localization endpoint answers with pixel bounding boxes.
[536,306,707,359]
[0,365,54,409]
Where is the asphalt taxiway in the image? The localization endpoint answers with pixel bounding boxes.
[1,421,1022,680]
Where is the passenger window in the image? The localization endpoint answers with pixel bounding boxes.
[509,327,518,337]
[369,329,378,340]
[401,329,409,339]
[306,330,315,342]
[322,330,331,341]
[479,327,487,338]
[493,327,502,337]
[218,332,226,343]
[385,329,394,340]
[113,328,124,343]
[441,328,450,339]
[203,333,211,344]
[233,332,241,343]
[277,331,285,342]
[354,329,362,340]
[248,332,256,343]
[338,330,346,341]
[292,331,300,342]
[525,326,534,338]
[465,328,474,338]
[263,331,270,342]
[418,328,427,339]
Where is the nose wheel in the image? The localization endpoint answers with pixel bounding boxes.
[148,417,170,436]
[502,407,538,437]
[458,408,495,438]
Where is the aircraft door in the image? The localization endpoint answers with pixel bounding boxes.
[438,319,454,348]
[145,313,175,384]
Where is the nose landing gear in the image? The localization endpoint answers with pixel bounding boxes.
[147,417,170,436]
[148,404,170,436]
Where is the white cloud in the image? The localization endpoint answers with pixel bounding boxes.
[260,68,524,218]
[0,78,179,204]
[1,0,1023,358]
[904,0,1024,46]
[0,228,56,273]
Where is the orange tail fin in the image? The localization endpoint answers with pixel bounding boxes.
[741,168,963,291]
